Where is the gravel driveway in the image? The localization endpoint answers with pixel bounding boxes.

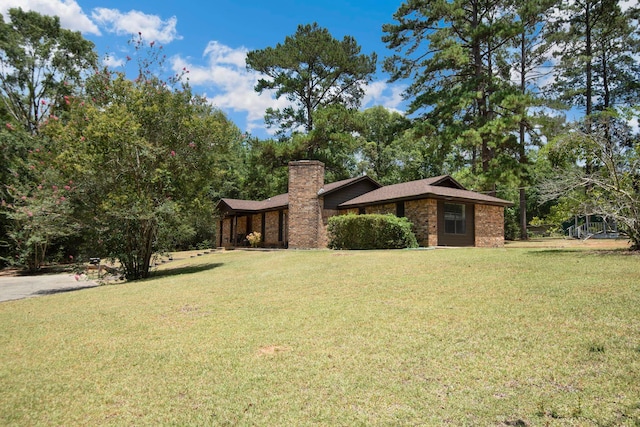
[0,273,99,302]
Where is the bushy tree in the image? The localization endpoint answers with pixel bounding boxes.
[0,8,97,135]
[0,8,97,268]
[44,45,242,279]
[246,22,376,137]
[1,127,79,270]
[383,0,524,193]
[356,106,411,184]
[541,113,640,249]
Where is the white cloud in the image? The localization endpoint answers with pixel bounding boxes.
[91,8,181,44]
[1,0,100,35]
[171,42,290,134]
[362,81,406,113]
[629,116,639,134]
[203,41,247,68]
[620,0,638,12]
[172,41,407,134]
[102,54,125,68]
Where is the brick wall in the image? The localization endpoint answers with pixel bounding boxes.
[365,203,396,215]
[405,199,438,247]
[219,216,248,247]
[220,218,231,246]
[264,211,279,245]
[288,161,325,249]
[236,216,247,238]
[475,204,505,247]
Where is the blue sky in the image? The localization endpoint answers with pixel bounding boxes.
[2,0,408,138]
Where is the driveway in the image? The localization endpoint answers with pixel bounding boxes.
[0,273,99,303]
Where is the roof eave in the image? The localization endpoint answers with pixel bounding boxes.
[338,193,513,209]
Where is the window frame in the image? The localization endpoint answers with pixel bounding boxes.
[443,203,467,235]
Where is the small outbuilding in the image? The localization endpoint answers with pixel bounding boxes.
[217,160,512,249]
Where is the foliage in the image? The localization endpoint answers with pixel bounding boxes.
[1,128,78,270]
[0,8,96,269]
[246,22,376,137]
[541,114,640,249]
[246,231,262,248]
[0,8,97,134]
[503,207,520,241]
[239,136,289,200]
[548,0,640,115]
[355,106,412,184]
[383,0,525,192]
[43,42,242,279]
[327,214,418,250]
[240,105,364,195]
[291,104,362,181]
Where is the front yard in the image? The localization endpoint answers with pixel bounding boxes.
[1,239,639,425]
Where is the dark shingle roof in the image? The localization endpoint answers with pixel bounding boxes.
[218,193,288,213]
[217,174,511,215]
[338,177,512,208]
[318,175,381,195]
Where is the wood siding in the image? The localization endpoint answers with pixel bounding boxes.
[323,180,380,210]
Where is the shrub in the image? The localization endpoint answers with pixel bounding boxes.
[246,231,262,248]
[328,214,419,250]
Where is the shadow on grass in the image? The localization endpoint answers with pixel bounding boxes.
[149,262,224,279]
[33,283,100,296]
[528,249,582,255]
[12,265,75,276]
[528,248,637,256]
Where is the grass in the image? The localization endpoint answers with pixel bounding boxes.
[1,240,639,425]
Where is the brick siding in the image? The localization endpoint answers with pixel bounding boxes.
[405,199,438,247]
[474,204,505,247]
[365,203,396,215]
[288,161,325,249]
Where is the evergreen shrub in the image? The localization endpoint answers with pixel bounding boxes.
[327,214,419,249]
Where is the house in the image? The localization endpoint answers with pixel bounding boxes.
[216,160,512,249]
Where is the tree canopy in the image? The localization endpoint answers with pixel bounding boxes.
[0,8,97,134]
[246,22,377,137]
[42,60,243,279]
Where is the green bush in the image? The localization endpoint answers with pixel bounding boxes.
[328,214,419,250]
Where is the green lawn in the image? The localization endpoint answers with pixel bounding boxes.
[1,244,639,425]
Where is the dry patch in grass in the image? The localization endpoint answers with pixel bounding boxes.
[505,237,630,250]
[257,345,291,356]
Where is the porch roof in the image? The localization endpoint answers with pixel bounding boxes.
[218,193,288,214]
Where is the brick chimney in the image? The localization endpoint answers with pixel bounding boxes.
[288,160,325,249]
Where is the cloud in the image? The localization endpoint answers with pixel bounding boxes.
[0,0,100,35]
[362,81,406,113]
[629,116,639,134]
[171,42,290,134]
[102,54,125,68]
[172,41,410,134]
[620,0,638,12]
[91,8,181,44]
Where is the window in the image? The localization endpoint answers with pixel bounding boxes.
[396,201,405,217]
[444,203,466,234]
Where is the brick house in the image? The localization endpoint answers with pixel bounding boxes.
[217,160,512,249]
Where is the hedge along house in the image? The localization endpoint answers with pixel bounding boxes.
[216,160,512,249]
